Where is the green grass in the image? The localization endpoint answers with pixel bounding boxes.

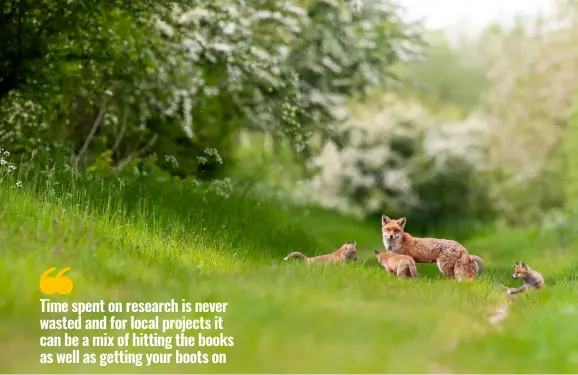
[1,172,577,373]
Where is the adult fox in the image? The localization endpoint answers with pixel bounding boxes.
[381,215,478,281]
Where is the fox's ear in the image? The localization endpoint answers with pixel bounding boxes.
[373,249,380,255]
[514,261,519,266]
[352,241,356,246]
[520,261,526,267]
[397,217,406,229]
[382,215,391,225]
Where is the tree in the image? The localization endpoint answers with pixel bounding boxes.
[0,0,423,179]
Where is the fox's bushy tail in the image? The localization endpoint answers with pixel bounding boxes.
[284,251,309,261]
[408,262,417,278]
[470,255,484,275]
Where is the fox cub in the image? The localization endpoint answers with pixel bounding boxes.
[283,241,360,264]
[381,215,477,280]
[374,249,417,279]
[503,261,544,295]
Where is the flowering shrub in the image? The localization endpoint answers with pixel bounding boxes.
[306,93,495,224]
[0,146,21,188]
[0,0,420,180]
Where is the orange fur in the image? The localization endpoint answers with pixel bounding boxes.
[381,215,477,281]
[374,249,417,279]
[283,241,360,264]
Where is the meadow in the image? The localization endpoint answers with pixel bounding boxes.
[1,170,577,374]
[2,1,578,372]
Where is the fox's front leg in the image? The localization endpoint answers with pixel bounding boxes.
[506,284,528,295]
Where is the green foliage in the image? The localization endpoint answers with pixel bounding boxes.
[86,150,114,177]
[474,5,578,225]
[564,90,578,209]
[394,30,489,116]
[0,0,421,179]
[408,157,495,231]
[543,89,578,247]
[0,0,176,98]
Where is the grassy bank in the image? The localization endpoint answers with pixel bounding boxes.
[0,172,577,373]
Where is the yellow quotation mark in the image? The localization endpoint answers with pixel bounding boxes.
[40,267,73,295]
